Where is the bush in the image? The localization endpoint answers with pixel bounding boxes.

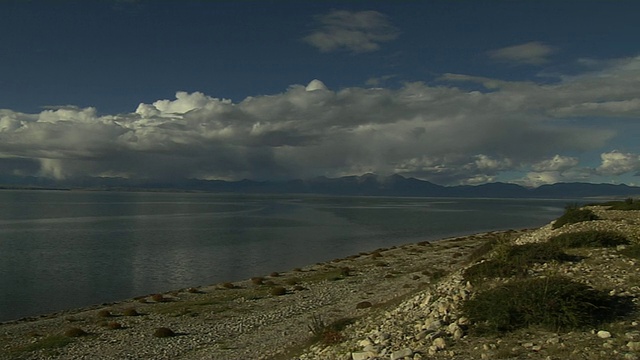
[552,207,599,229]
[339,267,351,276]
[463,259,521,284]
[20,335,73,353]
[356,301,372,309]
[462,276,623,334]
[549,231,630,248]
[620,244,640,259]
[153,327,175,338]
[270,286,287,296]
[151,294,169,302]
[285,277,300,285]
[307,315,353,345]
[106,322,122,330]
[598,198,640,210]
[97,309,112,318]
[64,327,88,338]
[463,242,574,284]
[123,308,139,316]
[251,277,264,285]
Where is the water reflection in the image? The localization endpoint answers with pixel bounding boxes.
[0,191,568,321]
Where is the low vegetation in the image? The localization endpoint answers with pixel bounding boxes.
[594,198,640,210]
[620,244,640,259]
[307,315,354,345]
[63,327,88,338]
[463,242,575,284]
[15,334,73,355]
[549,230,629,248]
[462,276,628,334]
[462,214,637,336]
[552,205,599,229]
[153,327,176,338]
[270,286,287,296]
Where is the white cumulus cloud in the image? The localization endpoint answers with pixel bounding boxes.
[597,150,640,176]
[531,155,579,172]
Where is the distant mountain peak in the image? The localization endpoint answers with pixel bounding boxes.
[1,173,639,198]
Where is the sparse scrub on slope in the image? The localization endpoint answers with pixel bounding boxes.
[462,276,629,334]
[549,230,629,248]
[463,242,575,284]
[552,205,599,229]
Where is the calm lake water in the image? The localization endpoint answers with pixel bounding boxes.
[0,190,573,322]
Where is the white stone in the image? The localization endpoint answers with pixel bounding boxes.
[351,351,375,360]
[447,323,459,333]
[390,348,413,360]
[433,337,447,350]
[426,320,442,331]
[597,330,612,339]
[363,345,377,353]
[427,346,437,355]
[358,339,372,347]
[628,341,640,351]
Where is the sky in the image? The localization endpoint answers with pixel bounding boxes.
[1,1,640,187]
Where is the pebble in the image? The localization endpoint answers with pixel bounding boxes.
[598,330,612,339]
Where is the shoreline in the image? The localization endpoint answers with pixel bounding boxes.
[0,228,528,360]
[0,226,528,325]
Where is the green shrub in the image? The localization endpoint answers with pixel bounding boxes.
[19,335,73,353]
[598,198,640,210]
[307,315,353,345]
[270,286,287,296]
[106,322,123,330]
[285,277,300,285]
[552,207,599,229]
[153,327,175,338]
[97,309,112,318]
[463,242,574,284]
[549,230,629,248]
[620,244,640,259]
[462,276,622,333]
[355,301,372,309]
[63,327,88,338]
[123,308,139,316]
[151,294,169,302]
[501,241,573,263]
[463,259,522,284]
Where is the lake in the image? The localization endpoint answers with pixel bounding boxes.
[0,190,572,322]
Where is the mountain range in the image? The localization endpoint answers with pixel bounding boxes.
[1,173,640,199]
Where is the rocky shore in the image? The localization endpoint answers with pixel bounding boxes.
[2,205,639,360]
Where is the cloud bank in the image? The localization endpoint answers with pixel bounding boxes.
[1,55,640,186]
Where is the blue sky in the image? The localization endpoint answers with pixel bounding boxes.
[1,1,639,187]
